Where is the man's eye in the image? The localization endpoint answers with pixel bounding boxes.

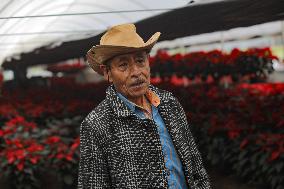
[119,63,127,67]
[136,58,144,64]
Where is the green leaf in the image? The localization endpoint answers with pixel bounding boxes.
[276,162,283,173]
[63,174,73,185]
[262,163,269,172]
[240,167,250,178]
[238,150,248,160]
[258,152,269,166]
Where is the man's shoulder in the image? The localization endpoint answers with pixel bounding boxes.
[80,99,112,145]
[81,99,112,130]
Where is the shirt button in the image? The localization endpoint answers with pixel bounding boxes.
[166,170,170,176]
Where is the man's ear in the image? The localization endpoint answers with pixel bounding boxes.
[100,65,113,83]
[100,65,108,80]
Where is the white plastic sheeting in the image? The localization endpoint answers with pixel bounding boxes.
[1,0,282,67]
[153,21,284,53]
[0,0,192,65]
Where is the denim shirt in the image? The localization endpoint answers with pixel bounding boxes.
[117,92,188,189]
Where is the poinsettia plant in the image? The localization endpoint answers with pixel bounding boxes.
[0,115,80,189]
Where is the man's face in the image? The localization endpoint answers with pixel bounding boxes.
[104,51,150,100]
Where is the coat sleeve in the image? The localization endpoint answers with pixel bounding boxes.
[173,96,211,189]
[78,118,111,189]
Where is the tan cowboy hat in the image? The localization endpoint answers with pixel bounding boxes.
[86,23,161,75]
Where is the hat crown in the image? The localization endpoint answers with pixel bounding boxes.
[100,24,145,47]
[87,23,160,75]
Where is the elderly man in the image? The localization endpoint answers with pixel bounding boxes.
[78,23,211,189]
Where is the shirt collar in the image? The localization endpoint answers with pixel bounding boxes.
[116,88,161,111]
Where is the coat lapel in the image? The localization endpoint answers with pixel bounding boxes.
[105,84,135,117]
[156,91,193,186]
[158,103,186,158]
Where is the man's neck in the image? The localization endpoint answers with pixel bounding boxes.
[128,95,146,108]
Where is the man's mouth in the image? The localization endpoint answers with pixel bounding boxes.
[130,80,145,88]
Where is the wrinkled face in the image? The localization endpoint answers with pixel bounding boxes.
[103,51,150,100]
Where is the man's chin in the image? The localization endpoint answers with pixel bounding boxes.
[128,85,148,98]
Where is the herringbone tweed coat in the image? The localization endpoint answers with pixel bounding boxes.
[78,84,211,189]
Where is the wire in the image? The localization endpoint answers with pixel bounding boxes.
[0,41,57,45]
[0,29,103,36]
[0,8,177,20]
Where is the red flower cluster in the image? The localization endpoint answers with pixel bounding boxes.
[0,103,18,119]
[256,134,284,162]
[46,136,76,162]
[0,116,36,137]
[0,117,43,171]
[47,62,86,74]
[2,139,44,171]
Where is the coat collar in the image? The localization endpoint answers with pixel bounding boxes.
[105,84,172,117]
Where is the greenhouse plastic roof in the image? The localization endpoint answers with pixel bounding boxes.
[1,0,284,69]
[0,0,195,65]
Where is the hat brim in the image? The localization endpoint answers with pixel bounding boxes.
[86,32,160,75]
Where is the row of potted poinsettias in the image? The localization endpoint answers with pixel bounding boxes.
[149,48,276,83]
[0,80,283,188]
[42,47,277,83]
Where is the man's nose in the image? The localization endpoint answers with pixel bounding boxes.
[129,60,141,77]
